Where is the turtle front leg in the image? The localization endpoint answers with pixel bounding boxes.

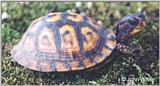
[116,43,141,56]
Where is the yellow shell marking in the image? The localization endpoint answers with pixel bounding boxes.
[105,39,117,49]
[70,60,83,70]
[38,28,57,53]
[81,27,99,52]
[101,31,116,57]
[60,24,80,54]
[83,58,94,68]
[101,47,112,57]
[23,35,35,51]
[67,13,83,22]
[47,12,61,22]
[55,61,69,71]
[94,55,104,63]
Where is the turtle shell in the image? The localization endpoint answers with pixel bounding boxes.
[11,12,117,72]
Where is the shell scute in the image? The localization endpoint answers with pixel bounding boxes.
[59,24,80,54]
[67,12,83,22]
[38,28,57,53]
[81,27,99,52]
[47,12,62,22]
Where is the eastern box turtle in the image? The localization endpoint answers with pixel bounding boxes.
[10,12,146,72]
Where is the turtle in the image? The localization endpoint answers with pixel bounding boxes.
[10,11,146,72]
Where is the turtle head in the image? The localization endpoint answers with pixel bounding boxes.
[116,13,147,42]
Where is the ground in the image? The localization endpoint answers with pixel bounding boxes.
[1,2,159,85]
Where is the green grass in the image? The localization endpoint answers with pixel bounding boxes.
[1,2,159,85]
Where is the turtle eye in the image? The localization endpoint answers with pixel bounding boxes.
[128,17,139,26]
